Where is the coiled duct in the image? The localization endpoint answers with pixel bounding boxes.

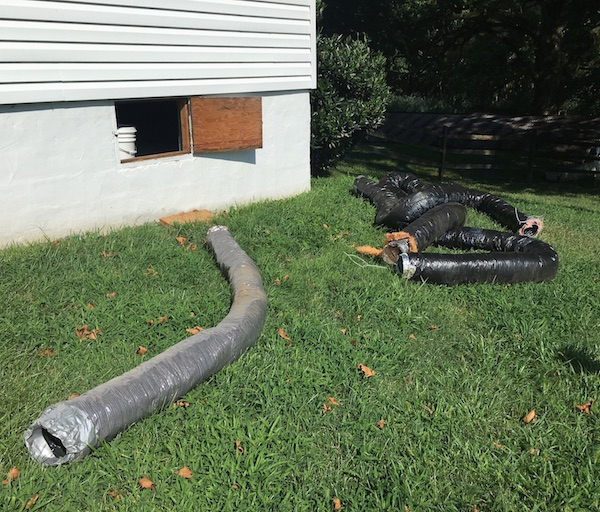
[354,173,543,237]
[24,225,267,466]
[354,172,558,285]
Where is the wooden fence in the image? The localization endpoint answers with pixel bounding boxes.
[369,113,600,181]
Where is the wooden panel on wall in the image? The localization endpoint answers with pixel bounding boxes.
[191,97,262,153]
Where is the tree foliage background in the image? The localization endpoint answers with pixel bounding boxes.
[320,0,600,115]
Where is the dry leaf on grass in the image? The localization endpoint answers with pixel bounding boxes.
[175,236,187,245]
[322,403,332,413]
[493,442,506,450]
[235,440,244,454]
[37,348,55,357]
[575,399,595,414]
[137,346,148,356]
[274,278,281,285]
[185,326,204,335]
[173,400,190,408]
[3,467,19,484]
[75,325,102,341]
[333,497,342,510]
[327,397,340,406]
[138,477,155,490]
[357,363,375,378]
[175,467,192,479]
[25,494,39,510]
[106,292,116,298]
[146,268,158,277]
[100,251,115,258]
[185,244,197,251]
[409,334,416,340]
[423,404,435,415]
[107,489,121,500]
[278,328,291,341]
[522,409,536,424]
[340,328,347,335]
[376,419,386,430]
[68,393,80,400]
[428,325,438,330]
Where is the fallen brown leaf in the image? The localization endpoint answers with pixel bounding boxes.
[37,348,55,357]
[75,325,89,340]
[278,328,291,341]
[327,397,340,406]
[6,467,19,482]
[340,328,347,335]
[423,404,435,415]
[137,346,148,356]
[529,447,540,456]
[138,476,155,490]
[274,278,281,285]
[522,409,536,424]
[428,325,438,330]
[146,268,158,277]
[107,489,121,500]
[175,467,192,479]
[376,419,385,430]
[493,442,505,450]
[175,236,187,245]
[25,494,38,510]
[101,251,115,258]
[68,393,80,400]
[235,440,244,454]
[575,398,595,414]
[409,333,416,339]
[322,403,332,413]
[283,274,290,281]
[185,244,197,251]
[87,303,95,309]
[174,399,190,408]
[185,326,204,335]
[333,497,342,510]
[357,363,375,378]
[157,315,168,324]
[106,292,116,298]
[323,224,329,229]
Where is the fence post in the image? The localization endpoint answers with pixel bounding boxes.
[438,125,448,180]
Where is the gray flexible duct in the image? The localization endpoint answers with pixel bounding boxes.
[24,226,267,466]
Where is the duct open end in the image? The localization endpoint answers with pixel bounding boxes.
[24,402,97,466]
[518,218,543,237]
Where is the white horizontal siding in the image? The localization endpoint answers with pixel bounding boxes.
[0,0,316,104]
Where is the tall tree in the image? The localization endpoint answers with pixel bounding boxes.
[321,0,600,114]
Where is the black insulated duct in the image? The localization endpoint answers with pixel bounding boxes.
[354,172,558,285]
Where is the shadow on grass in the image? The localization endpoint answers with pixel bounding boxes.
[558,346,600,374]
[339,142,600,199]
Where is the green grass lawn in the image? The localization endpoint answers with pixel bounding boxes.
[1,150,599,511]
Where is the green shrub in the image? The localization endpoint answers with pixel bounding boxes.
[310,34,391,175]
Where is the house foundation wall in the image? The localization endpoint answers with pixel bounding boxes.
[0,91,310,246]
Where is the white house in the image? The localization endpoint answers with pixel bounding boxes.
[0,0,316,246]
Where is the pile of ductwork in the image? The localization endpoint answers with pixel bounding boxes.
[353,172,558,285]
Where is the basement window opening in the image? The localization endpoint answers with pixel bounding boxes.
[115,98,190,162]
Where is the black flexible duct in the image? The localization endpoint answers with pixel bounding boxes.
[354,173,543,237]
[25,226,267,466]
[396,227,559,285]
[354,172,557,285]
[381,203,468,264]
